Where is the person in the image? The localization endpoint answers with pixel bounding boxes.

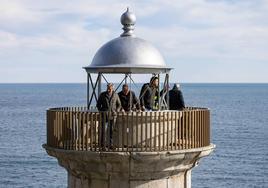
[118,84,140,111]
[169,83,185,110]
[139,76,159,111]
[168,83,185,143]
[96,83,122,149]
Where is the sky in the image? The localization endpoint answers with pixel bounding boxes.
[0,0,268,83]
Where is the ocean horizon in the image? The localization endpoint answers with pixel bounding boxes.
[0,83,267,187]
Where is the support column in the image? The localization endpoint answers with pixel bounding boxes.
[157,74,160,110]
[98,73,102,98]
[87,73,90,110]
[166,73,169,110]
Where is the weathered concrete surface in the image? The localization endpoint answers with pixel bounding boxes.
[68,173,186,188]
[43,144,215,188]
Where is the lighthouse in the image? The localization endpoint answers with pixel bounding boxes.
[43,9,215,188]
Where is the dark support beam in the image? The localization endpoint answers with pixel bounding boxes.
[98,73,102,98]
[115,74,128,93]
[125,74,128,84]
[160,75,166,109]
[129,75,141,92]
[166,73,170,110]
[87,73,90,110]
[101,74,109,84]
[129,74,132,110]
[88,74,100,107]
[157,74,160,111]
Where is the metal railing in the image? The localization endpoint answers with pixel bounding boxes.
[46,107,210,152]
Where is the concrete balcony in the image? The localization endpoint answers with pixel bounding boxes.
[43,107,214,187]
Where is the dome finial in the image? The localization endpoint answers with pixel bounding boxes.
[120,7,136,37]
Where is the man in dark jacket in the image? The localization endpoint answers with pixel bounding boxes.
[97,83,122,112]
[139,76,159,111]
[169,83,185,110]
[118,84,140,111]
[97,83,121,149]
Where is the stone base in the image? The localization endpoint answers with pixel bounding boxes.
[68,172,190,188]
[43,144,215,188]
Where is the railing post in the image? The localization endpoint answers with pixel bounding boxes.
[126,112,129,151]
[158,111,161,151]
[154,112,157,151]
[87,73,89,110]
[149,112,152,151]
[208,110,211,146]
[179,111,182,150]
[166,112,169,151]
[46,110,49,146]
[131,111,134,152]
[145,112,149,151]
[94,112,97,151]
[175,111,179,150]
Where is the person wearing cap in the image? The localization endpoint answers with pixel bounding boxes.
[97,83,122,149]
[139,76,159,111]
[169,83,185,110]
[118,84,140,111]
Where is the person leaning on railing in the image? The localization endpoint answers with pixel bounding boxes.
[96,83,122,150]
[168,83,185,110]
[168,83,185,141]
[118,84,140,112]
[139,76,159,111]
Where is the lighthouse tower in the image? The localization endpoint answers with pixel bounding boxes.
[43,9,215,188]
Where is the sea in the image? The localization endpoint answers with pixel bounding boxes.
[0,83,267,188]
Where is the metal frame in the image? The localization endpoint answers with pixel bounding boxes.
[87,73,101,109]
[87,72,170,111]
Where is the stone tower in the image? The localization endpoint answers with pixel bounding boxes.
[43,8,215,188]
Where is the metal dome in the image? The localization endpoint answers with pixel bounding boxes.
[84,8,171,74]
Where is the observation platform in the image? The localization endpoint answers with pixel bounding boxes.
[43,107,215,188]
[44,107,211,152]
